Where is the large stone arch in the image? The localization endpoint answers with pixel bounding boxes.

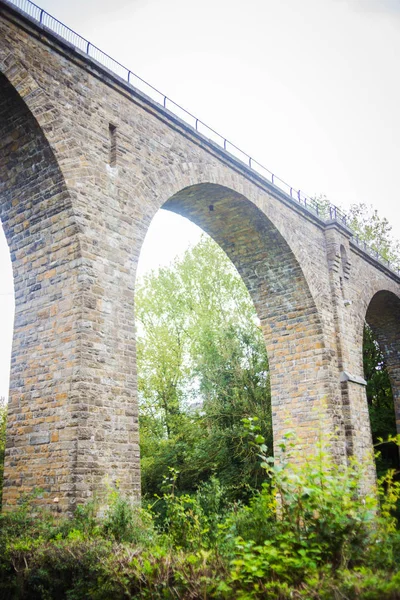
[129,162,330,308]
[0,70,82,510]
[134,176,345,456]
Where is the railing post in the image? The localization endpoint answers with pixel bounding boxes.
[86,41,90,55]
[39,9,44,24]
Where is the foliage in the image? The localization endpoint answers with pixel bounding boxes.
[313,195,400,270]
[220,425,400,598]
[102,489,155,545]
[363,325,399,476]
[363,326,396,439]
[347,202,400,269]
[0,435,400,599]
[312,193,333,220]
[136,235,272,503]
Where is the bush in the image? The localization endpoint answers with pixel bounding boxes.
[102,489,155,545]
[0,429,399,599]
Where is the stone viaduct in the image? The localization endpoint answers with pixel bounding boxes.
[0,0,399,513]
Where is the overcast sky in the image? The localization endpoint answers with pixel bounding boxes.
[1,0,400,397]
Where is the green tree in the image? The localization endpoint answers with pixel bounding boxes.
[314,195,400,270]
[363,326,396,440]
[363,325,398,475]
[136,266,189,440]
[135,235,272,502]
[347,203,400,269]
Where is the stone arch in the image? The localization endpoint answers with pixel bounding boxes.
[135,180,343,456]
[364,290,400,437]
[0,71,82,510]
[131,162,330,315]
[0,49,83,183]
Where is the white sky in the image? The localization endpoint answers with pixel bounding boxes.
[1,0,400,397]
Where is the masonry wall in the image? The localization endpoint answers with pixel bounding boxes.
[0,4,399,510]
[0,72,83,509]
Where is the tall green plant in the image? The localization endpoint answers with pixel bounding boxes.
[222,420,400,598]
[0,434,399,599]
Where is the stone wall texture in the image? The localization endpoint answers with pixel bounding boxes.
[0,2,399,512]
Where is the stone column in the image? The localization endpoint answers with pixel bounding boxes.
[324,222,376,489]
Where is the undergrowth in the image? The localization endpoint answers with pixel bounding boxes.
[0,422,399,599]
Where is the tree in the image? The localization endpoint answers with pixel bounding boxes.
[314,195,400,270]
[363,327,396,439]
[347,203,400,269]
[363,325,398,475]
[135,235,272,502]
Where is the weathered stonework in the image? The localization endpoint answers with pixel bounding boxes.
[0,1,399,512]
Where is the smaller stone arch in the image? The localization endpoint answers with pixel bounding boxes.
[364,290,400,437]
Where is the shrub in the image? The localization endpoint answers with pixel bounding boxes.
[0,427,399,599]
[102,488,155,546]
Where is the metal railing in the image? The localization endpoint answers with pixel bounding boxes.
[352,235,399,273]
[3,0,400,277]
